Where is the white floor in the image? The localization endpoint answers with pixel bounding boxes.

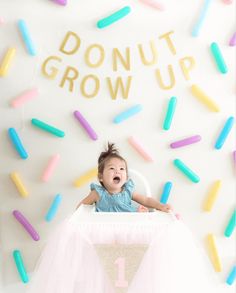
[2,281,234,293]
[2,283,26,293]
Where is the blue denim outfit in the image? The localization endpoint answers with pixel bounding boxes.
[90,179,137,212]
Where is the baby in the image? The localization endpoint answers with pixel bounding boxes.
[77,142,171,213]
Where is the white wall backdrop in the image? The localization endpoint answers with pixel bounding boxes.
[0,0,235,292]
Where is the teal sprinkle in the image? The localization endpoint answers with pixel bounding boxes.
[210,42,228,74]
[31,118,65,137]
[97,6,131,29]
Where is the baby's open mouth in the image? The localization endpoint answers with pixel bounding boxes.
[113,176,121,184]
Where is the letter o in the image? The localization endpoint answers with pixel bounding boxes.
[80,74,100,98]
[84,44,105,68]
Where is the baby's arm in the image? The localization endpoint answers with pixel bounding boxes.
[132,192,171,213]
[76,190,99,210]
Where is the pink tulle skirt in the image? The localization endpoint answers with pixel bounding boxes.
[26,209,215,293]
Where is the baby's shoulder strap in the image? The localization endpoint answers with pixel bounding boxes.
[90,182,104,198]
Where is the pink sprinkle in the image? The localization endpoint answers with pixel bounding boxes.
[0,17,4,24]
[233,150,236,165]
[222,0,233,4]
[42,154,60,182]
[128,136,155,162]
[175,213,181,220]
[139,0,165,11]
[52,0,67,6]
[11,87,38,108]
[229,32,236,46]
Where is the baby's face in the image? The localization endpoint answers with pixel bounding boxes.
[100,157,127,193]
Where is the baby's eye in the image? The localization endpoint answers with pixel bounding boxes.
[120,167,125,170]
[110,167,114,170]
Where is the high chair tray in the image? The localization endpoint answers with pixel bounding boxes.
[69,204,175,224]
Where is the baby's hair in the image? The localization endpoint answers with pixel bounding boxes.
[98,142,127,184]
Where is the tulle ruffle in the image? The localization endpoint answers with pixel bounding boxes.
[26,210,215,293]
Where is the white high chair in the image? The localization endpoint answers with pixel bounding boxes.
[26,171,213,293]
[70,168,176,224]
[62,170,180,293]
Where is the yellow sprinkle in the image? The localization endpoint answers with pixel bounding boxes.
[190,84,220,112]
[206,234,222,272]
[74,168,98,187]
[0,47,16,77]
[10,172,29,198]
[203,180,221,212]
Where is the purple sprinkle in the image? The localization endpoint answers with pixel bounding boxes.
[52,0,67,6]
[13,210,40,241]
[74,110,98,141]
[229,32,236,46]
[170,135,202,148]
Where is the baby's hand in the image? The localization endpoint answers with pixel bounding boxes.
[157,203,172,213]
[138,205,149,212]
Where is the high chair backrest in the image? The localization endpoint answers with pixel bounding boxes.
[128,168,152,197]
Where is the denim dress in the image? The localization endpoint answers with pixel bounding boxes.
[90,179,137,212]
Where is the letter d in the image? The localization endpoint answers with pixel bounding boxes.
[59,31,81,55]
